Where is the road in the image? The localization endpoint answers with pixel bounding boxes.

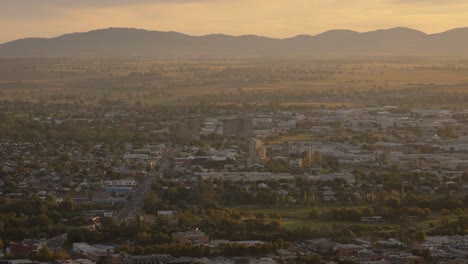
[116,162,165,223]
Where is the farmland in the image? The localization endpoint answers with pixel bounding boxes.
[1,57,468,108]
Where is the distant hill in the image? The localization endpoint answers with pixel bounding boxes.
[1,27,468,57]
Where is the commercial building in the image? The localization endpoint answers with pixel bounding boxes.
[223,118,252,138]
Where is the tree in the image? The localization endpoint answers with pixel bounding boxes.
[453,208,463,217]
[361,207,374,217]
[308,206,320,220]
[291,253,321,264]
[59,196,75,213]
[68,228,87,243]
[386,197,400,209]
[332,226,357,244]
[411,248,434,263]
[54,249,71,260]
[135,231,153,245]
[34,246,54,261]
[255,212,268,221]
[410,230,426,242]
[437,124,455,139]
[44,195,57,208]
[199,179,215,205]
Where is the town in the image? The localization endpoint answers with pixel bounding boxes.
[0,62,467,264]
[4,0,468,259]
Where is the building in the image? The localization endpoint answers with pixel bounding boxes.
[72,243,114,263]
[361,216,383,223]
[119,253,174,264]
[322,190,336,202]
[7,244,39,257]
[102,179,136,193]
[103,179,136,188]
[6,239,47,257]
[248,138,266,166]
[195,171,294,182]
[92,191,127,205]
[178,119,200,140]
[157,211,178,225]
[223,118,252,138]
[0,260,37,264]
[172,230,209,245]
[377,238,404,248]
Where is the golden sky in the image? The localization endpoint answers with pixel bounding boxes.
[1,0,468,43]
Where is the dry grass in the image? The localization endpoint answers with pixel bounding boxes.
[1,58,468,104]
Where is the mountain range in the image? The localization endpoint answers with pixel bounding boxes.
[1,27,468,57]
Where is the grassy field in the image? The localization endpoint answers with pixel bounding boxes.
[2,58,468,106]
[229,204,468,231]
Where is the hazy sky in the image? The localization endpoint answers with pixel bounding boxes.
[1,0,468,43]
